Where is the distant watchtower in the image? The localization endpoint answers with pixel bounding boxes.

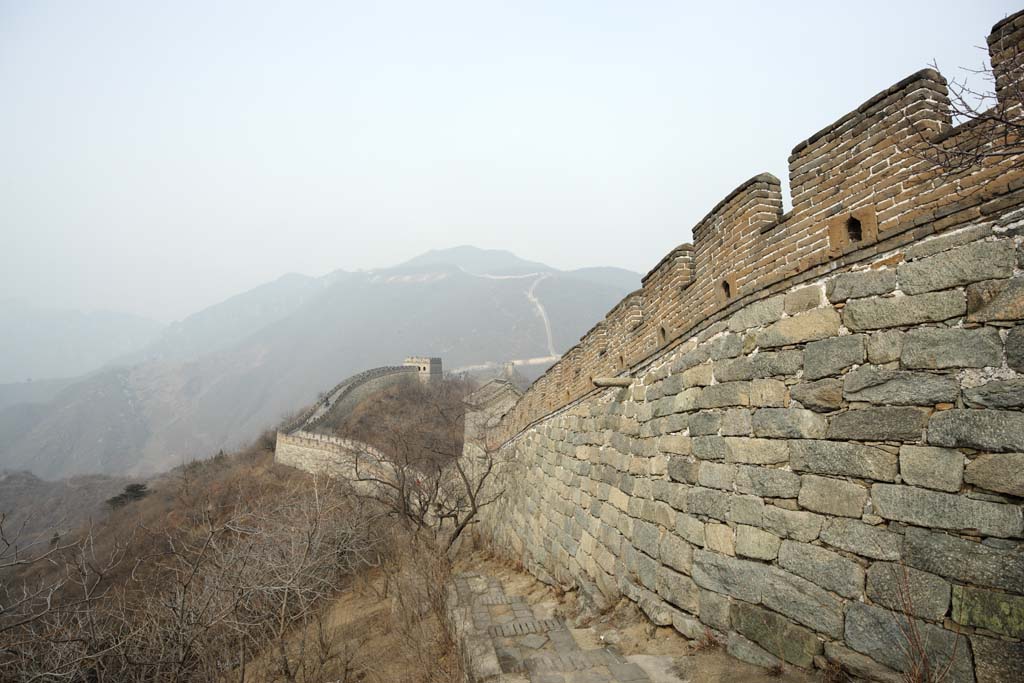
[404,356,442,383]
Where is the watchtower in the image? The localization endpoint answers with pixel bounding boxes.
[404,356,442,383]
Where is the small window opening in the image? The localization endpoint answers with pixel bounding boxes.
[846,216,863,242]
[721,280,732,299]
[618,354,626,369]
[659,326,667,344]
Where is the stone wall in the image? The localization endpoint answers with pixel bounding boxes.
[468,13,1024,683]
[274,430,386,478]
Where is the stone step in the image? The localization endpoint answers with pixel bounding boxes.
[487,617,566,637]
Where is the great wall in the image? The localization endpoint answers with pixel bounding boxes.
[275,13,1024,683]
[460,13,1024,683]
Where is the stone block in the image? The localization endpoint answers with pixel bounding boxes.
[692,550,767,605]
[721,408,752,435]
[675,513,706,547]
[656,565,700,613]
[659,534,693,575]
[730,601,823,668]
[667,456,699,485]
[843,365,959,406]
[905,223,992,260]
[901,327,1002,369]
[680,363,714,388]
[965,452,1024,497]
[722,437,789,465]
[699,588,731,631]
[804,334,866,380]
[827,269,897,303]
[672,388,703,412]
[823,642,903,683]
[763,566,845,638]
[897,240,1015,295]
[751,408,827,438]
[790,378,843,412]
[963,379,1024,410]
[826,406,929,441]
[899,445,963,492]
[820,518,900,560]
[967,277,1024,322]
[871,483,1023,538]
[705,523,735,556]
[971,634,1024,683]
[866,562,950,620]
[777,540,864,599]
[842,291,966,331]
[755,307,841,349]
[763,506,823,542]
[688,412,721,435]
[928,409,1024,452]
[734,465,801,498]
[697,461,736,491]
[953,585,1024,638]
[728,494,765,525]
[790,440,898,481]
[798,475,867,518]
[867,329,904,364]
[687,487,730,521]
[692,435,728,460]
[728,295,785,332]
[785,285,824,314]
[844,602,974,683]
[709,333,743,360]
[902,526,1024,593]
[715,350,804,382]
[632,519,663,559]
[736,525,781,560]
[726,633,783,669]
[1007,326,1024,373]
[697,382,750,409]
[750,378,789,407]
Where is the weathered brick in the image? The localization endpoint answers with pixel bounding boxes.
[867,329,903,364]
[656,565,700,613]
[798,475,867,518]
[826,269,897,303]
[897,240,1015,294]
[705,523,735,556]
[755,307,841,348]
[871,483,1023,538]
[688,412,721,436]
[697,382,750,409]
[728,494,765,525]
[899,445,963,492]
[964,452,1024,497]
[714,350,804,382]
[842,291,966,330]
[763,506,823,541]
[697,461,736,491]
[928,409,1024,452]
[905,223,992,260]
[723,437,789,464]
[687,487,730,521]
[721,408,752,435]
[749,378,789,407]
[778,540,865,599]
[826,407,929,441]
[790,440,898,481]
[804,334,866,380]
[901,327,1002,369]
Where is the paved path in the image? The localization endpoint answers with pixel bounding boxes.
[450,572,652,683]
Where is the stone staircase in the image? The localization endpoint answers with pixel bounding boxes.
[449,572,652,683]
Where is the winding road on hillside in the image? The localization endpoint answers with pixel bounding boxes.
[454,269,560,373]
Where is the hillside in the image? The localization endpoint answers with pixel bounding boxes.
[0,247,638,478]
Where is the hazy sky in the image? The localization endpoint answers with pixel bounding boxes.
[2,1,1018,322]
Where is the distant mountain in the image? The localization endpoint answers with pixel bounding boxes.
[0,247,639,479]
[0,300,163,384]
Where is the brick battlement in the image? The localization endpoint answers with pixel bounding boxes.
[491,12,1024,448]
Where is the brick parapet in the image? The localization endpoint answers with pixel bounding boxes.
[491,13,1024,449]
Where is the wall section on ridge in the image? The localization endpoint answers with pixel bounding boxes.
[468,12,1024,683]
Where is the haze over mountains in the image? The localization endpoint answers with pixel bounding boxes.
[0,247,638,479]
